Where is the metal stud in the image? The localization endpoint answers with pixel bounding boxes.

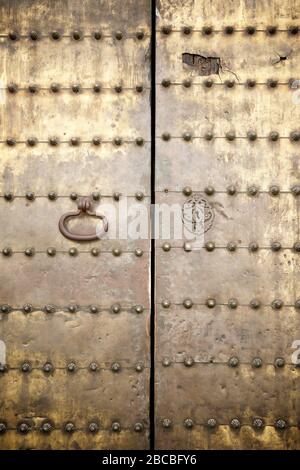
[162,132,171,141]
[274,357,285,368]
[68,304,77,313]
[48,191,57,200]
[0,364,8,373]
[136,30,145,40]
[23,304,33,314]
[184,356,194,367]
[246,79,256,88]
[43,362,54,373]
[182,132,192,142]
[248,242,259,252]
[252,357,262,368]
[183,298,193,309]
[184,418,194,429]
[183,242,192,252]
[295,299,300,309]
[4,192,14,201]
[135,137,144,146]
[71,84,81,93]
[269,131,279,141]
[162,357,171,367]
[113,137,122,146]
[41,422,52,433]
[207,418,217,429]
[228,356,239,368]
[225,79,235,88]
[92,136,101,145]
[89,305,99,314]
[114,31,123,40]
[51,30,61,40]
[91,248,100,257]
[228,298,238,309]
[19,422,30,434]
[134,422,144,432]
[202,26,213,35]
[72,30,82,40]
[7,83,18,93]
[204,131,214,141]
[205,241,215,252]
[135,248,144,257]
[206,298,216,308]
[6,138,16,146]
[67,362,76,372]
[69,247,78,256]
[162,242,171,252]
[230,418,241,429]
[275,419,287,430]
[227,185,236,195]
[245,26,256,35]
[135,362,144,372]
[253,418,264,430]
[112,422,121,432]
[1,304,11,313]
[111,362,121,372]
[227,242,237,252]
[290,131,300,142]
[28,84,38,94]
[47,247,56,257]
[269,185,280,196]
[115,85,122,93]
[247,130,257,141]
[247,185,258,196]
[65,422,75,433]
[49,137,59,146]
[25,191,35,201]
[183,79,192,88]
[91,191,100,201]
[93,31,102,40]
[50,83,60,93]
[162,418,172,428]
[161,25,171,35]
[271,299,283,310]
[0,422,7,434]
[225,131,236,141]
[161,79,171,88]
[21,362,31,373]
[271,241,281,252]
[204,185,215,196]
[88,422,99,433]
[24,247,35,256]
[182,186,192,196]
[224,26,235,35]
[89,362,99,372]
[248,291,261,307]
[204,78,214,88]
[161,299,170,308]
[113,192,121,201]
[112,247,122,256]
[70,137,80,146]
[30,30,39,40]
[135,305,144,314]
[136,84,143,93]
[288,25,299,35]
[8,31,19,41]
[267,79,278,88]
[294,241,300,252]
[2,247,12,257]
[44,304,55,314]
[266,26,277,35]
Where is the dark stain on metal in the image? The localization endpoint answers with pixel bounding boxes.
[182,53,220,75]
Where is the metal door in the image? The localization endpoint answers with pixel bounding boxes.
[155,0,300,450]
[0,0,151,450]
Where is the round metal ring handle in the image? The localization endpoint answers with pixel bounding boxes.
[59,197,108,241]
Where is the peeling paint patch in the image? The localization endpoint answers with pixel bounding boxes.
[182,53,220,75]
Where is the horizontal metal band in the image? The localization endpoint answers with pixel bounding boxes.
[158,302,299,308]
[157,136,300,140]
[157,28,299,34]
[0,139,149,145]
[157,360,299,367]
[0,33,149,39]
[0,365,149,372]
[2,86,149,92]
[157,420,299,429]
[0,305,148,313]
[158,82,296,87]
[157,190,299,195]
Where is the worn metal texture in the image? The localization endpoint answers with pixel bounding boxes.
[0,0,151,450]
[156,0,300,450]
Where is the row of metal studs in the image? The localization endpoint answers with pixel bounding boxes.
[2,30,148,40]
[159,25,300,35]
[0,421,145,434]
[162,242,300,253]
[160,79,300,88]
[0,304,145,314]
[0,192,145,200]
[160,299,300,309]
[5,84,146,93]
[0,362,146,373]
[160,418,296,431]
[159,132,300,141]
[180,186,300,195]
[160,357,295,368]
[1,137,147,146]
[1,248,145,257]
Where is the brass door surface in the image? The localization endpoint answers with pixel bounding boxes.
[155,0,300,450]
[0,0,151,450]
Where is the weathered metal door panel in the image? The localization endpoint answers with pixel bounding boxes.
[156,0,300,450]
[0,0,150,450]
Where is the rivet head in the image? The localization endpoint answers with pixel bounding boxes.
[224,25,235,34]
[70,137,80,146]
[135,191,144,201]
[183,298,193,309]
[111,362,121,372]
[21,362,31,373]
[246,79,256,88]
[226,131,236,141]
[67,362,76,372]
[161,25,171,35]
[72,30,82,40]
[19,422,30,434]
[294,241,300,252]
[134,422,144,432]
[205,241,215,252]
[69,247,78,256]
[275,419,287,430]
[93,30,102,40]
[267,79,278,88]
[184,418,194,429]
[269,185,280,196]
[91,248,100,257]
[246,26,256,35]
[113,192,121,201]
[47,247,56,257]
[112,422,121,432]
[2,247,13,257]
[70,192,78,201]
[26,191,35,201]
[44,304,55,314]
[253,418,264,430]
[112,247,122,256]
[49,137,59,146]
[227,242,237,252]
[30,30,39,40]
[272,299,283,310]
[225,79,235,88]
[0,422,7,434]
[43,362,53,373]
[250,299,261,309]
[269,131,279,141]
[207,418,217,429]
[228,298,238,309]
[7,83,18,93]
[28,84,38,94]
[271,241,281,252]
[206,298,216,308]
[288,25,299,35]
[247,185,258,196]
[290,131,300,142]
[4,192,14,201]
[227,185,236,195]
[184,356,194,367]
[204,185,215,196]
[135,248,143,257]
[162,132,171,141]
[92,136,101,145]
[267,25,277,35]
[228,356,239,368]
[71,84,81,93]
[111,303,121,314]
[0,363,8,373]
[182,186,192,196]
[41,422,52,433]
[204,131,214,141]
[183,131,192,141]
[135,362,144,372]
[68,304,77,313]
[161,79,171,88]
[88,422,99,433]
[135,137,144,146]
[50,83,60,93]
[136,30,145,40]
[182,25,192,35]
[48,191,57,200]
[51,30,61,40]
[230,418,241,429]
[6,137,16,146]
[65,422,75,433]
[115,85,122,93]
[23,303,33,313]
[183,242,192,252]
[274,357,285,368]
[252,357,262,368]
[161,299,170,308]
[162,418,172,428]
[162,242,171,252]
[8,31,19,41]
[91,191,100,201]
[202,26,213,35]
[1,304,11,313]
[114,31,123,40]
[204,78,214,88]
[89,305,98,314]
[183,79,192,88]
[247,130,257,141]
[249,242,259,252]
[136,84,143,93]
[162,357,171,367]
[134,305,144,314]
[295,299,300,309]
[24,247,35,256]
[113,137,122,146]
[89,362,99,372]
